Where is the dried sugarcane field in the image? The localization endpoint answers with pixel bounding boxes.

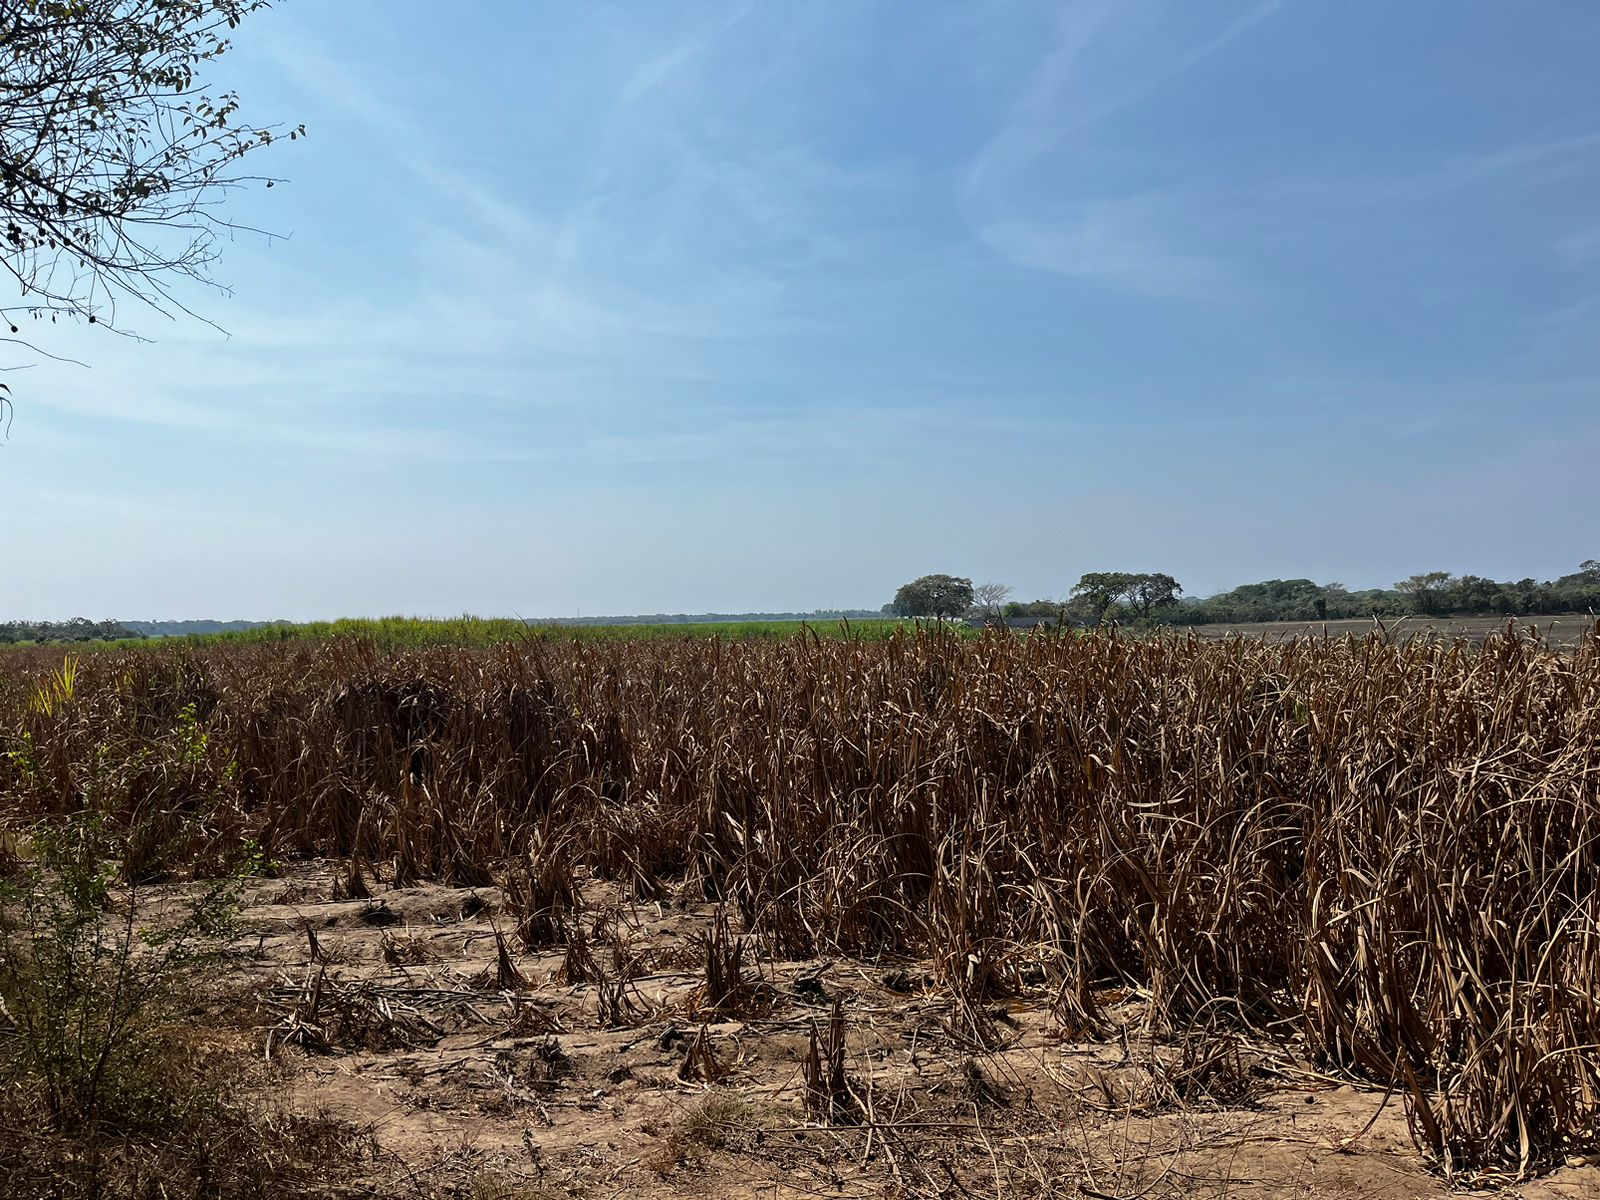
[3,623,1600,1198]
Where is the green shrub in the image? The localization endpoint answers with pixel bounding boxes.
[0,812,366,1198]
[0,812,258,1134]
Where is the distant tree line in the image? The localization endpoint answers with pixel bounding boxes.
[1178,564,1600,624]
[887,562,1600,626]
[122,620,281,637]
[0,619,144,645]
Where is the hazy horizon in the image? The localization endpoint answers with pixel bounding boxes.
[16,562,1598,627]
[5,1,1598,621]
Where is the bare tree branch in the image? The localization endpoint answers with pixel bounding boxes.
[1,0,295,371]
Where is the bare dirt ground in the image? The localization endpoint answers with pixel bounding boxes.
[189,861,1600,1200]
[1178,615,1596,646]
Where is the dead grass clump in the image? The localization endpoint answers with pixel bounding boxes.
[676,1023,727,1083]
[687,907,774,1020]
[496,931,530,990]
[1141,1030,1267,1112]
[557,921,598,984]
[380,923,438,966]
[266,967,443,1054]
[502,827,580,950]
[645,1092,769,1176]
[331,855,372,900]
[0,1066,371,1200]
[521,1034,574,1092]
[593,969,644,1029]
[803,999,861,1124]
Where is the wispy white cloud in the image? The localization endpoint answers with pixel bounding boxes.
[615,37,708,109]
[260,36,552,251]
[257,27,782,352]
[979,198,1245,303]
[963,1,1281,303]
[961,0,1120,205]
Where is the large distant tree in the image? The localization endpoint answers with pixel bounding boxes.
[1320,582,1356,619]
[891,574,974,619]
[1551,561,1600,612]
[970,581,1012,620]
[1453,574,1504,614]
[1070,572,1137,626]
[1395,571,1455,616]
[1069,571,1182,625]
[1124,573,1182,620]
[1,0,296,380]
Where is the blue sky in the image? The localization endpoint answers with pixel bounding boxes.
[5,1,1599,619]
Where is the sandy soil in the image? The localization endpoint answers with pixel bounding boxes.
[199,860,1600,1199]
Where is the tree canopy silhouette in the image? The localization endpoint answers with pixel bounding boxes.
[891,574,974,619]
